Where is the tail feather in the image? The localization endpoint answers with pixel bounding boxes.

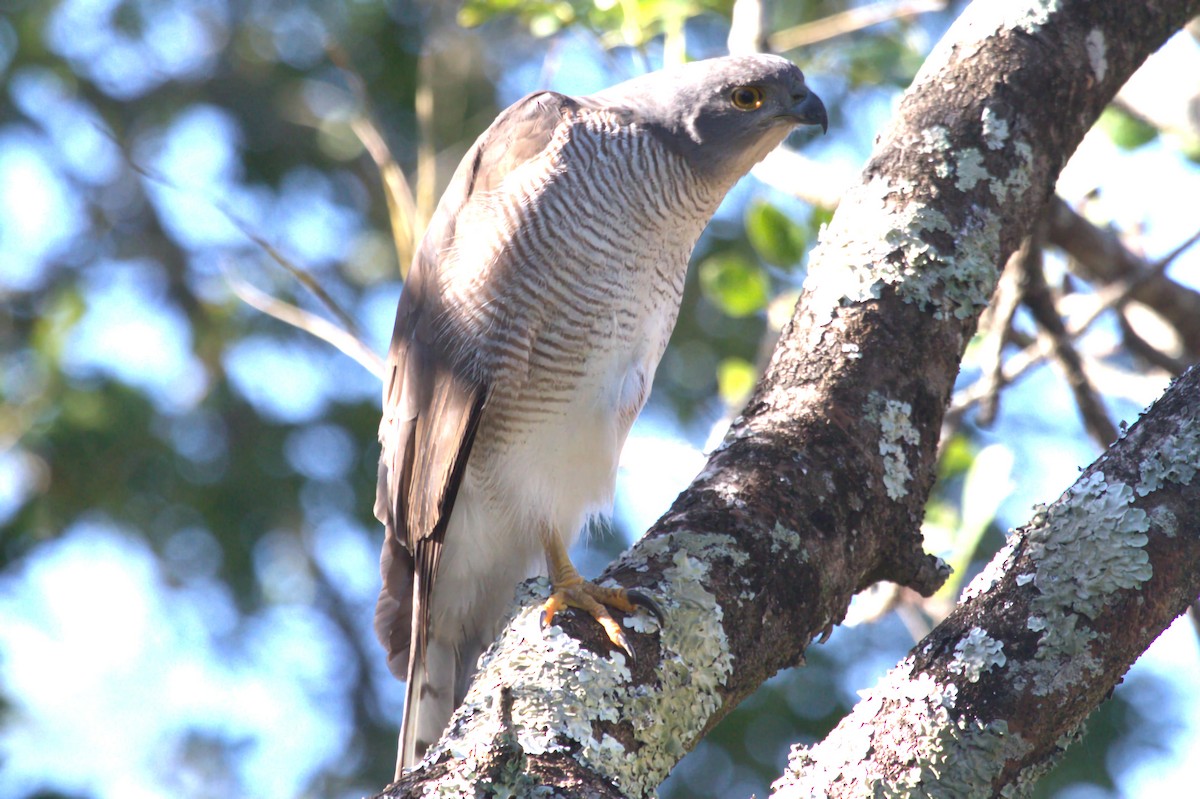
[397,638,458,777]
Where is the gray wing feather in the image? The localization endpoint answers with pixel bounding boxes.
[374,90,577,766]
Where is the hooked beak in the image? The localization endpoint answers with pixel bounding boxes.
[788,90,828,134]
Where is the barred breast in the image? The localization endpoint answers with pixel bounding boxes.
[483,110,718,527]
[425,109,721,656]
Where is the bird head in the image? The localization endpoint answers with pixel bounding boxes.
[588,54,827,190]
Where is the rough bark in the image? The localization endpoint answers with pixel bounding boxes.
[374,0,1200,796]
[771,364,1200,797]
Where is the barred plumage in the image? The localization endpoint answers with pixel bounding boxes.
[374,54,827,774]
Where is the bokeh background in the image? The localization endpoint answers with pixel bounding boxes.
[3,1,1200,797]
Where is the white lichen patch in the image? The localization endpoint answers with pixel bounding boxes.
[865,393,921,500]
[771,521,804,555]
[1136,414,1200,496]
[921,125,953,151]
[988,140,1034,204]
[955,148,989,192]
[960,531,1023,602]
[948,0,1057,40]
[919,125,956,180]
[613,549,733,794]
[429,535,739,796]
[1086,29,1107,82]
[771,659,1031,798]
[1020,471,1152,695]
[948,627,1007,683]
[804,175,1000,322]
[1148,506,1178,538]
[629,530,749,569]
[981,107,1009,150]
[915,0,1061,84]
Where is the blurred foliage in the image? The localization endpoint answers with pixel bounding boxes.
[0,0,1185,798]
[1098,106,1160,150]
[699,251,771,317]
[459,0,729,46]
[745,199,808,267]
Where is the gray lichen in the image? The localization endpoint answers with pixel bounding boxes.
[1086,29,1108,82]
[981,107,1009,150]
[771,659,1031,798]
[1136,413,1200,496]
[988,141,1034,204]
[955,148,989,192]
[422,530,741,796]
[960,530,1023,603]
[803,175,1001,322]
[1017,471,1152,696]
[948,627,1007,683]
[771,521,805,555]
[865,393,921,500]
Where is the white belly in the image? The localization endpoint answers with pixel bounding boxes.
[428,300,671,645]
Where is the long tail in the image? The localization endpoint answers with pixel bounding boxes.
[397,637,458,777]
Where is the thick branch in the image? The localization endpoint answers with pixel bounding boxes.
[376,0,1200,795]
[772,364,1200,797]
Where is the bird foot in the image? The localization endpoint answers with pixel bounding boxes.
[540,579,662,661]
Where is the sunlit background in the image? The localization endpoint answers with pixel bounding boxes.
[2,1,1200,797]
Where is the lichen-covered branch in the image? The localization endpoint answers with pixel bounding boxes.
[374,0,1200,796]
[772,364,1200,798]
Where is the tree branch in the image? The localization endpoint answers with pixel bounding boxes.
[1018,224,1119,447]
[1047,196,1200,358]
[773,363,1200,797]
[374,0,1200,795]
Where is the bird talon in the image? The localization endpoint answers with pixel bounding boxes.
[539,580,659,661]
[625,589,664,623]
[540,591,568,630]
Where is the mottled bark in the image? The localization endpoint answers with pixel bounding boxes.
[376,0,1200,796]
[772,364,1200,798]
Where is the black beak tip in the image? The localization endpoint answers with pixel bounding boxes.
[799,91,828,134]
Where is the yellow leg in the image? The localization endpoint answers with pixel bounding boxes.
[540,532,661,660]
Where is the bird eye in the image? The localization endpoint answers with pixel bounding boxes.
[730,85,765,111]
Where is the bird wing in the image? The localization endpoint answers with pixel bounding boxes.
[374,90,580,679]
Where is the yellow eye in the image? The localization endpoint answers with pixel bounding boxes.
[730,85,765,111]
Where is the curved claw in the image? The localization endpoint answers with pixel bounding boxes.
[625,589,664,623]
[539,581,661,663]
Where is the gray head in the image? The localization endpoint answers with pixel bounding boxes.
[586,54,826,187]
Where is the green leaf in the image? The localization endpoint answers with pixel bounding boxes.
[1097,106,1158,150]
[698,253,770,318]
[745,201,807,267]
[716,357,757,407]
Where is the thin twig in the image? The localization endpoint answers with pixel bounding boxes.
[728,0,769,55]
[117,130,383,377]
[225,268,384,380]
[950,212,1200,421]
[223,215,364,340]
[328,42,420,277]
[1118,311,1190,375]
[1016,226,1118,447]
[415,50,438,234]
[1048,196,1200,356]
[976,241,1028,427]
[769,0,946,52]
[123,150,366,343]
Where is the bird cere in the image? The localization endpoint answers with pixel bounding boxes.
[373,53,827,775]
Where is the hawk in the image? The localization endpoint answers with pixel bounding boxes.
[374,53,827,773]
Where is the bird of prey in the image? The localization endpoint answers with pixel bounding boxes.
[374,53,827,774]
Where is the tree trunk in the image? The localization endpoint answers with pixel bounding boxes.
[374,0,1200,795]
